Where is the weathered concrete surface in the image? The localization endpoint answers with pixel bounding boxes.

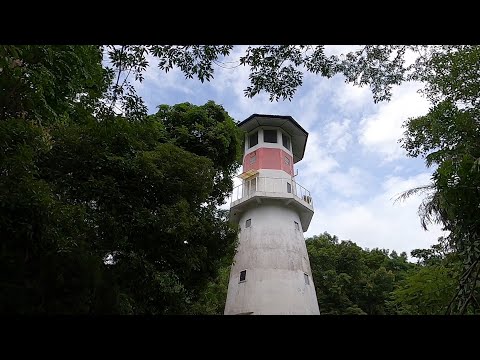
[224,201,320,315]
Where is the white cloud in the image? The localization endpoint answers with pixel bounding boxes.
[321,118,352,153]
[358,81,431,162]
[298,132,339,188]
[294,134,372,201]
[305,172,447,256]
[324,45,362,57]
[324,167,371,198]
[136,53,196,96]
[393,165,404,173]
[330,78,373,114]
[404,47,420,68]
[295,77,332,129]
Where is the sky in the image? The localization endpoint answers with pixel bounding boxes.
[132,45,447,257]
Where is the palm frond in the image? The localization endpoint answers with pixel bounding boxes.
[418,191,443,230]
[392,184,435,204]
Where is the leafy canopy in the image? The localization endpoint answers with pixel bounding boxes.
[399,46,480,314]
[1,45,243,314]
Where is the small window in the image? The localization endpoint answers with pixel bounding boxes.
[246,219,251,228]
[284,156,290,165]
[249,155,256,164]
[249,132,258,148]
[240,270,247,282]
[304,273,309,285]
[263,129,277,143]
[282,133,290,150]
[287,182,292,193]
[294,221,299,231]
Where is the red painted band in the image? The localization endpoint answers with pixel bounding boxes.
[243,148,293,175]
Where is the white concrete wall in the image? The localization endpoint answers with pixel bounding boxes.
[224,201,320,315]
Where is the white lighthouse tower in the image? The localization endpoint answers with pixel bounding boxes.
[224,114,320,315]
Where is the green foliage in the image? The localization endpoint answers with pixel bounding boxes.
[410,237,453,266]
[149,101,243,206]
[188,265,231,315]
[103,45,233,120]
[390,264,457,315]
[0,118,111,313]
[101,45,465,115]
[150,45,233,82]
[306,232,415,315]
[91,45,480,126]
[389,238,460,315]
[421,46,480,107]
[0,45,109,124]
[399,46,480,314]
[1,109,241,313]
[0,45,243,313]
[304,232,464,315]
[239,46,306,101]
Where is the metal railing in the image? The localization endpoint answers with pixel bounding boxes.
[230,176,313,207]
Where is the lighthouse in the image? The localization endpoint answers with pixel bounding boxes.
[224,114,320,315]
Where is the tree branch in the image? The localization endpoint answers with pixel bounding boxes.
[111,45,125,108]
[460,260,480,314]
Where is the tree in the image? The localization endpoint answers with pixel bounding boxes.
[389,239,460,315]
[148,101,243,206]
[304,232,466,315]
[398,46,480,314]
[0,46,113,312]
[188,264,231,315]
[1,45,244,313]
[305,232,414,315]
[47,109,241,312]
[391,265,457,315]
[1,103,242,314]
[0,45,109,124]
